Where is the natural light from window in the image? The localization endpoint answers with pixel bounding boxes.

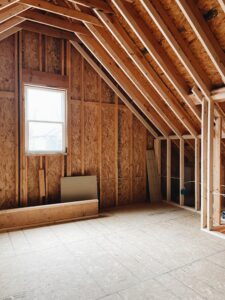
[25,85,66,154]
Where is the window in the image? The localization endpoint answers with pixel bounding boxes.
[25,85,67,154]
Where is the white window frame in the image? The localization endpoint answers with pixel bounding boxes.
[24,84,67,155]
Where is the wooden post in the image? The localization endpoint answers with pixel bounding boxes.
[180,138,184,206]
[195,138,200,210]
[154,138,161,196]
[115,94,119,206]
[167,138,171,202]
[213,116,222,226]
[201,98,208,228]
[207,99,214,230]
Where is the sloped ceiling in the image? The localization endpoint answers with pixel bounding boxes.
[1,0,225,139]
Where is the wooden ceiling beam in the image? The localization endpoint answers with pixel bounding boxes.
[0,3,29,23]
[113,0,201,123]
[18,20,75,40]
[74,34,171,136]
[0,0,19,10]
[96,10,198,137]
[0,15,24,33]
[85,22,185,138]
[141,0,212,95]
[71,41,158,138]
[176,0,225,84]
[217,0,225,13]
[19,0,102,26]
[20,10,89,35]
[0,25,20,41]
[67,0,113,13]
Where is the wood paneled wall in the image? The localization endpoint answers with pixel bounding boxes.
[0,31,149,210]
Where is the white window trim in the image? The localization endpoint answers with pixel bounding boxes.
[24,84,68,155]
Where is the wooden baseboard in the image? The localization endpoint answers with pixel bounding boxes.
[0,199,98,232]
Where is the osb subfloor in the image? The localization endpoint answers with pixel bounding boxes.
[1,203,225,299]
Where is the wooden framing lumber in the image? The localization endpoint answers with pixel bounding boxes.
[71,41,158,137]
[0,24,20,40]
[19,21,75,40]
[201,99,208,228]
[0,15,24,33]
[72,36,170,136]
[96,10,197,137]
[0,200,99,232]
[67,0,113,13]
[141,0,212,94]
[213,117,222,226]
[195,138,200,211]
[0,3,29,23]
[0,0,19,10]
[20,10,89,35]
[22,69,69,89]
[167,139,171,202]
[19,0,102,26]
[176,0,225,84]
[113,0,201,122]
[180,138,184,206]
[217,0,225,13]
[207,100,214,230]
[85,23,184,138]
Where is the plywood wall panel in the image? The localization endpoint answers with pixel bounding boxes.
[71,102,82,175]
[84,60,98,101]
[101,80,114,104]
[27,157,39,206]
[71,47,82,99]
[22,31,39,71]
[0,97,16,209]
[118,178,130,205]
[0,36,15,91]
[118,107,131,179]
[118,107,131,204]
[101,106,115,179]
[101,179,116,208]
[133,116,146,178]
[47,156,61,203]
[84,103,99,176]
[133,178,146,203]
[45,36,61,74]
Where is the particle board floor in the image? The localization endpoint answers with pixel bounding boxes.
[1,203,225,299]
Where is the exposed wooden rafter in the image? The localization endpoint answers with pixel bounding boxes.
[0,15,24,33]
[0,3,29,23]
[112,0,201,123]
[0,0,19,10]
[19,0,102,26]
[71,40,158,138]
[67,0,113,13]
[74,35,171,136]
[85,23,184,138]
[96,10,198,137]
[217,0,225,13]
[20,10,89,35]
[176,0,225,84]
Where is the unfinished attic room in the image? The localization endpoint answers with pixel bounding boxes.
[2,0,225,299]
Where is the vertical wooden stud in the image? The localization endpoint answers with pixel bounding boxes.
[81,57,85,175]
[180,138,184,206]
[167,138,171,202]
[115,94,119,206]
[201,99,208,228]
[66,41,72,176]
[207,99,214,230]
[154,138,161,197]
[213,116,222,226]
[129,111,133,203]
[98,77,102,206]
[195,138,200,211]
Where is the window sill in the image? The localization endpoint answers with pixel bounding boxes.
[25,152,68,157]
